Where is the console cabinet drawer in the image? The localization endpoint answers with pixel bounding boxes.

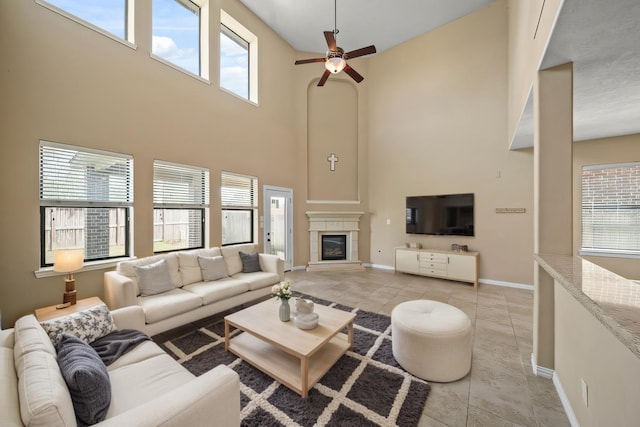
[395,248,478,288]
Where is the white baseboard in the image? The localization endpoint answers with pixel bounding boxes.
[480,278,533,291]
[553,372,580,427]
[530,354,579,427]
[530,353,554,379]
[291,265,307,271]
[367,263,394,271]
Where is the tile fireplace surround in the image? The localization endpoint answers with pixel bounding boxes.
[306,211,365,271]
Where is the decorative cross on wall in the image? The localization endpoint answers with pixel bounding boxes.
[327,153,339,171]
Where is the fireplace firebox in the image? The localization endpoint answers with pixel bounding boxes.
[321,235,347,261]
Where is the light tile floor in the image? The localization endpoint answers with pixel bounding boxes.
[285,268,570,427]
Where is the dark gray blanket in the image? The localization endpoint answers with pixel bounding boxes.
[90,329,151,366]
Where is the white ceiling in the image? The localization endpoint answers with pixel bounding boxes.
[239,0,640,148]
[238,0,494,54]
[513,0,640,148]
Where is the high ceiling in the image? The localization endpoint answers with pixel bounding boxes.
[240,0,640,148]
[512,0,640,148]
[238,0,494,54]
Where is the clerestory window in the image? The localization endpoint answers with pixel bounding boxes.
[37,0,134,44]
[220,10,258,103]
[152,0,210,79]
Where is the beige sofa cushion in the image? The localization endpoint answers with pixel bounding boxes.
[117,253,182,295]
[178,248,221,286]
[183,278,249,305]
[17,350,76,427]
[138,288,202,324]
[0,347,21,426]
[106,353,194,418]
[220,243,258,276]
[233,271,281,291]
[107,341,167,371]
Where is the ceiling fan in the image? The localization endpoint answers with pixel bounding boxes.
[294,0,377,87]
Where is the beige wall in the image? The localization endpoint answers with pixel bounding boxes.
[366,1,534,285]
[573,134,640,280]
[555,283,640,425]
[0,0,301,327]
[293,55,372,268]
[507,0,564,146]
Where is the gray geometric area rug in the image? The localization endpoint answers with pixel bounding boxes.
[159,293,430,427]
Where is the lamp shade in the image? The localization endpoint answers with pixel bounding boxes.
[53,249,84,273]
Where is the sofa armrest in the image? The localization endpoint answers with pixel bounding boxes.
[96,365,240,427]
[110,306,146,333]
[0,328,14,349]
[104,271,138,310]
[259,253,285,282]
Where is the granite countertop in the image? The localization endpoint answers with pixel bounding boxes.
[535,253,640,359]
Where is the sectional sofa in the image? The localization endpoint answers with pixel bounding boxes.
[0,305,240,426]
[104,243,285,336]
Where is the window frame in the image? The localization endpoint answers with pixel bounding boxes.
[579,161,640,259]
[220,10,258,104]
[150,0,210,81]
[221,171,258,246]
[36,0,136,48]
[153,160,209,253]
[39,141,134,268]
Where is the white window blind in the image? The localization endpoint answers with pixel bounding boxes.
[581,162,640,255]
[153,160,209,208]
[221,171,258,209]
[39,141,133,206]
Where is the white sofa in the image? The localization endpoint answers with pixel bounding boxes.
[104,243,285,336]
[0,306,240,427]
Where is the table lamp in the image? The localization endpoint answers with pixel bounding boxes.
[53,249,84,306]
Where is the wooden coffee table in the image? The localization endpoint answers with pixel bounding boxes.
[224,298,355,398]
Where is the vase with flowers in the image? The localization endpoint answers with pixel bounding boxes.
[271,281,293,321]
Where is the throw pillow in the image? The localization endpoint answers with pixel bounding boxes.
[239,251,262,273]
[134,258,174,296]
[41,304,117,346]
[56,334,111,427]
[197,255,229,281]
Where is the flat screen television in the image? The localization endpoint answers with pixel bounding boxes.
[406,193,474,236]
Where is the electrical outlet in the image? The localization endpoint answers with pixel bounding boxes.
[581,379,589,407]
[386,218,391,225]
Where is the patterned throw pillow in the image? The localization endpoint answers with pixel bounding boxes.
[134,258,175,296]
[41,304,117,345]
[239,251,262,273]
[197,255,229,281]
[56,334,111,426]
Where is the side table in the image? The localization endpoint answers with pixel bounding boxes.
[35,296,104,322]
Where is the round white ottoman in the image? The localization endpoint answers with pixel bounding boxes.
[391,300,472,382]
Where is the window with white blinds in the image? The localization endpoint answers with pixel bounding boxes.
[39,141,133,266]
[153,160,209,208]
[221,171,258,245]
[581,162,640,256]
[153,160,209,253]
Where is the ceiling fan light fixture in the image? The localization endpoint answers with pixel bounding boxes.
[325,56,346,74]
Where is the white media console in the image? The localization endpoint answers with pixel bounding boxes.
[395,247,479,288]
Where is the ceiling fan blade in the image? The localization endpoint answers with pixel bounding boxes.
[343,65,364,83]
[295,57,326,65]
[324,31,337,51]
[345,45,377,59]
[317,69,331,86]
